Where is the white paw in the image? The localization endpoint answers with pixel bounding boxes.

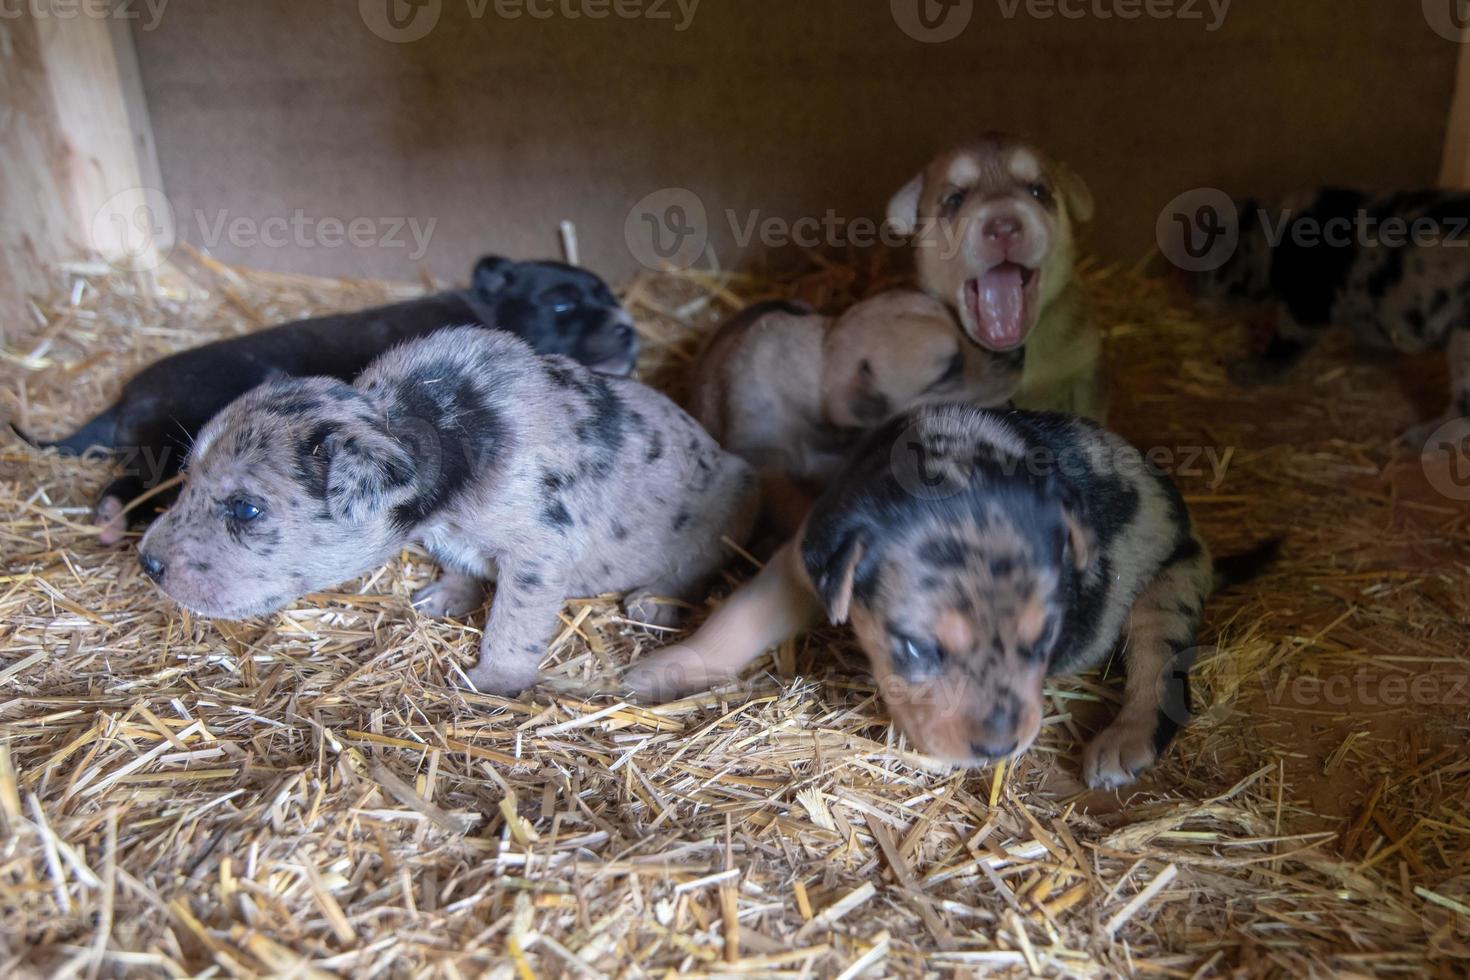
[625,589,683,628]
[412,578,485,619]
[460,653,540,698]
[1083,718,1162,790]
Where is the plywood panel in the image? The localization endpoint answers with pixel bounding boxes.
[131,2,1460,284]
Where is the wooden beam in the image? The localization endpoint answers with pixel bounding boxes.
[0,13,162,344]
[1442,39,1470,187]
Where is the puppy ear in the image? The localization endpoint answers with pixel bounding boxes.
[324,426,416,524]
[801,529,867,625]
[886,172,925,238]
[472,256,513,296]
[1060,507,1094,572]
[1054,163,1095,224]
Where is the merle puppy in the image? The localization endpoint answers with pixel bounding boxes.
[628,404,1274,788]
[13,256,637,543]
[136,327,757,696]
[1187,188,1470,444]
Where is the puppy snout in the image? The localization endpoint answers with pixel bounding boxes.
[139,552,166,583]
[983,214,1024,247]
[970,737,1019,760]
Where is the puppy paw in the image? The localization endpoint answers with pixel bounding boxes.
[94,496,127,547]
[624,589,683,627]
[1083,718,1162,790]
[624,645,711,702]
[412,577,486,619]
[459,654,540,698]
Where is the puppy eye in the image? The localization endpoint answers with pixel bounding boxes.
[553,301,576,314]
[941,189,967,217]
[892,635,944,678]
[228,497,263,522]
[1028,182,1054,206]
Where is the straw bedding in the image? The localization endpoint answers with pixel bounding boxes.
[1,249,1467,977]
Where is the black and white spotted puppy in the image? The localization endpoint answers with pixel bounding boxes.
[1187,188,1470,444]
[136,327,758,696]
[12,256,637,543]
[628,403,1274,788]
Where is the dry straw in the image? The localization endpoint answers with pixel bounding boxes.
[0,247,1467,976]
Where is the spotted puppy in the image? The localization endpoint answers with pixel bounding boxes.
[1184,188,1470,444]
[628,403,1274,788]
[137,327,758,695]
[12,256,637,544]
[887,134,1101,419]
[691,290,1021,490]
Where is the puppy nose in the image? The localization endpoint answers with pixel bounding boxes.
[983,214,1024,245]
[138,552,166,583]
[970,738,1019,760]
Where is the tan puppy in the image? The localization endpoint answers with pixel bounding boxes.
[887,134,1102,419]
[691,290,1022,485]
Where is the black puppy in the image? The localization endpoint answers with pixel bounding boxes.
[13,256,637,542]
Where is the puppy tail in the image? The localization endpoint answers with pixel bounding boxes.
[10,407,120,457]
[1213,538,1283,591]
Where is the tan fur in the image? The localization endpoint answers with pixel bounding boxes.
[887,134,1103,419]
[691,291,1021,497]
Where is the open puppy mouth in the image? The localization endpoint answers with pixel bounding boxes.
[959,262,1041,352]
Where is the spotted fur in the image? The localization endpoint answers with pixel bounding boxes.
[138,328,759,696]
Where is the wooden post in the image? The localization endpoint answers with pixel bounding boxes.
[0,12,161,344]
[1442,40,1470,187]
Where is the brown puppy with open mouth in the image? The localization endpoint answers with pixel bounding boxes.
[887,134,1102,419]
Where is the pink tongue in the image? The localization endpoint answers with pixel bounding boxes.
[970,266,1028,350]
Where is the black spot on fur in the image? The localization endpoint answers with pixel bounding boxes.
[918,536,968,569]
[542,500,573,529]
[646,430,664,463]
[515,569,543,589]
[673,509,691,532]
[611,521,629,541]
[386,366,506,529]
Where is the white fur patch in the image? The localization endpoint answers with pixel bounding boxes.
[945,154,982,188]
[1008,149,1041,183]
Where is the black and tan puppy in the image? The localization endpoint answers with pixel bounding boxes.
[12,256,637,543]
[1182,188,1470,445]
[887,134,1101,419]
[628,404,1273,788]
[135,327,757,696]
[690,291,1022,519]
